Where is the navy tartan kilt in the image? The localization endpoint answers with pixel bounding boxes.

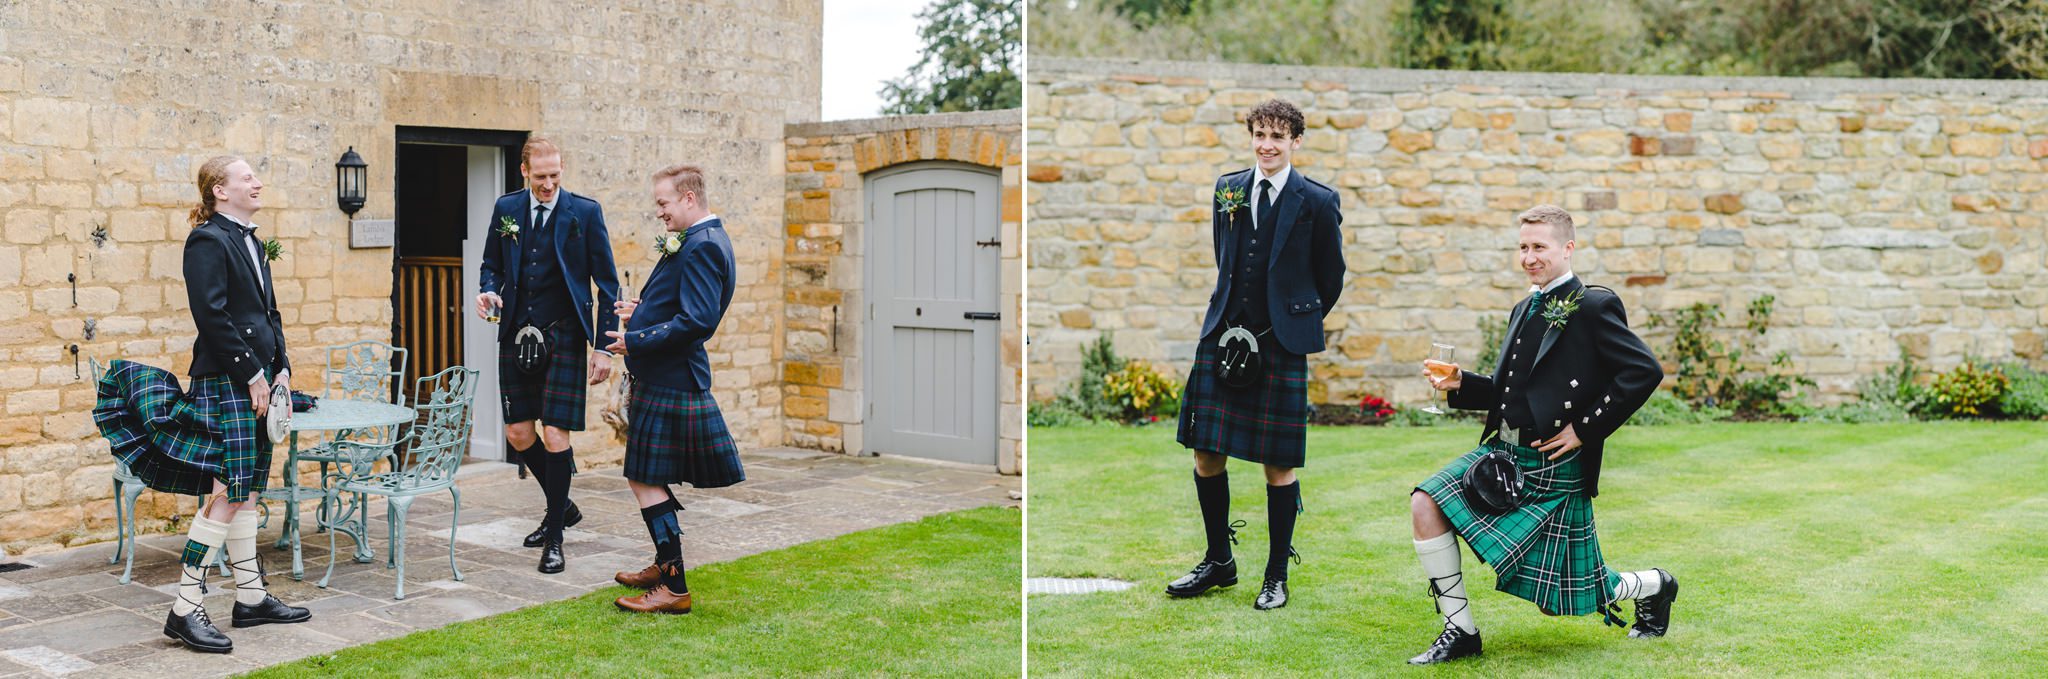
[625,380,744,488]
[92,361,273,502]
[499,321,589,431]
[1175,337,1311,469]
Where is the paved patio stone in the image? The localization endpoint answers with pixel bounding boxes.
[0,449,1015,678]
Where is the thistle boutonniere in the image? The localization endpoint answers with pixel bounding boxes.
[652,232,683,258]
[1215,184,1249,229]
[1540,289,1585,330]
[261,237,283,262]
[497,215,519,238]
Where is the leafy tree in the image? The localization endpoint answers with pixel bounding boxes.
[881,0,1022,114]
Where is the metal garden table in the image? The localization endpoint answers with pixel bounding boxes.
[262,399,415,580]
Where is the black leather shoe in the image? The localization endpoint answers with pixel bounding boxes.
[231,594,311,628]
[1253,578,1289,610]
[522,503,582,548]
[1164,559,1236,598]
[1407,624,1483,665]
[164,608,233,653]
[538,538,566,574]
[1628,568,1678,638]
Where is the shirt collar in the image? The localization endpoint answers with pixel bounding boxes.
[528,191,561,215]
[218,211,258,232]
[688,213,719,230]
[1530,271,1576,294]
[1253,164,1292,195]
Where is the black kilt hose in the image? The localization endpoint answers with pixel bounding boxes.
[1176,339,1311,469]
[625,380,744,488]
[499,322,590,430]
[93,360,273,503]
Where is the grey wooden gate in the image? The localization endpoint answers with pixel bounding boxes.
[865,163,1001,466]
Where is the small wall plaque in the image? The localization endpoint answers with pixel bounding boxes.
[351,219,395,249]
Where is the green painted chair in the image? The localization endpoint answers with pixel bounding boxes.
[316,365,477,600]
[298,341,408,533]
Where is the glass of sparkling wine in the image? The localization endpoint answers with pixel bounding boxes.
[1423,343,1456,415]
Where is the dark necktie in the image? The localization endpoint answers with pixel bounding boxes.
[533,204,549,233]
[1526,289,1546,319]
[1254,179,1273,228]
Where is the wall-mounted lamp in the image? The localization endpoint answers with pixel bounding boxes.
[336,146,367,216]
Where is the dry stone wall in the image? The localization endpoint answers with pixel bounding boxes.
[1029,57,2048,408]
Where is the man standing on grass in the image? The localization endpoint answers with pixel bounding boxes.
[606,163,744,615]
[1407,205,1674,664]
[1167,99,1345,611]
[475,136,623,575]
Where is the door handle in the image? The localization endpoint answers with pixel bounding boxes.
[964,312,1000,321]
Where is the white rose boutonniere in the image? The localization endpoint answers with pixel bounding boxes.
[653,232,683,258]
[497,215,519,238]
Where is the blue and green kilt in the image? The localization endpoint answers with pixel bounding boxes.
[92,360,273,503]
[1175,339,1310,469]
[624,380,744,488]
[499,322,589,431]
[1416,441,1620,619]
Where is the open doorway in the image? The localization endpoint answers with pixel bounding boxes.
[392,127,526,463]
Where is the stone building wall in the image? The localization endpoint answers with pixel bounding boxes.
[1028,57,2048,407]
[0,0,823,555]
[783,111,1024,473]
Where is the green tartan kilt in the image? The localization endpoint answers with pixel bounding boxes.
[1416,441,1619,618]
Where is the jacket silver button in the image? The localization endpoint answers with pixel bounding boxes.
[1570,379,1579,387]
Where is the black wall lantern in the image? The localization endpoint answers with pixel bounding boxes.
[335,146,367,216]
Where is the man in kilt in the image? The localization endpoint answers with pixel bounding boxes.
[603,163,743,615]
[95,155,313,653]
[1406,205,1674,664]
[1168,99,1346,611]
[475,136,623,574]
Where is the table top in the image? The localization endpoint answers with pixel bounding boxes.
[290,399,415,432]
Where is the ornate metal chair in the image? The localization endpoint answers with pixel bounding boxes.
[298,342,408,531]
[317,365,477,600]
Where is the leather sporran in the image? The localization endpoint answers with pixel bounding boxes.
[1213,326,1263,389]
[1461,441,1573,515]
[514,324,552,375]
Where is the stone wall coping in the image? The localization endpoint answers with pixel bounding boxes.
[787,109,1023,138]
[1034,57,2048,99]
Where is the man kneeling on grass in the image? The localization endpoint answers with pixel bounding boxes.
[1406,205,1676,664]
[605,163,744,615]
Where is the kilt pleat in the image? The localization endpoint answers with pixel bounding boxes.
[1175,338,1310,468]
[624,380,744,488]
[1416,441,1616,617]
[499,322,589,430]
[93,360,272,502]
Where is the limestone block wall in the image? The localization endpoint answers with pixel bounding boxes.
[1028,57,2048,407]
[783,111,1024,473]
[0,0,823,555]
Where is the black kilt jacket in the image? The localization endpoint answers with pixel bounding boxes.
[184,214,289,383]
[1196,168,1346,354]
[1447,277,1662,498]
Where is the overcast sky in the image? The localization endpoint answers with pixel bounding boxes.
[822,0,933,120]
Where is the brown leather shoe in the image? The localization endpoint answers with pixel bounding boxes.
[615,584,692,614]
[615,563,660,589]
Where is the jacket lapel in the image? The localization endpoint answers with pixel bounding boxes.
[1218,176,1249,274]
[1532,277,1584,369]
[1265,171,1306,266]
[209,217,266,304]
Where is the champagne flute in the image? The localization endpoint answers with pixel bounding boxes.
[1423,343,1456,415]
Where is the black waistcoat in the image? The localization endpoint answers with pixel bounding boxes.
[517,207,574,328]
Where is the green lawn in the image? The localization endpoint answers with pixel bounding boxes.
[1027,422,2048,676]
[248,507,1021,678]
